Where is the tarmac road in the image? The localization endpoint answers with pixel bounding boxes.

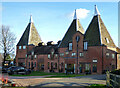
[10,74,106,87]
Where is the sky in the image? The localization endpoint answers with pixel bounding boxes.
[1,2,118,48]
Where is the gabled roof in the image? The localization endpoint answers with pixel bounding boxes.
[59,9,84,48]
[17,15,42,46]
[84,5,116,47]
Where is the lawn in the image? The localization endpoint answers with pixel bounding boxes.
[87,84,106,88]
[10,71,84,78]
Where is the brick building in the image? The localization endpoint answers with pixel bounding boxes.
[16,5,120,74]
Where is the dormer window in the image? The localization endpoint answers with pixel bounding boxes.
[23,46,26,49]
[84,42,88,50]
[69,43,72,50]
[19,46,21,49]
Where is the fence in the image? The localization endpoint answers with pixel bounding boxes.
[106,71,120,88]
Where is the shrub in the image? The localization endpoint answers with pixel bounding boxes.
[110,69,120,75]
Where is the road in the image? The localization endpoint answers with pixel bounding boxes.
[8,74,106,87]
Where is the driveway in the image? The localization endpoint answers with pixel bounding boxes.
[10,74,106,87]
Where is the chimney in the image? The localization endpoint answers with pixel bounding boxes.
[57,40,61,45]
[38,42,44,46]
[47,41,54,46]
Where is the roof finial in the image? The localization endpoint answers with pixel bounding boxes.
[29,15,33,23]
[74,9,78,20]
[94,5,100,16]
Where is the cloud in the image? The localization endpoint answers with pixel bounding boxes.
[76,8,90,19]
[67,8,90,19]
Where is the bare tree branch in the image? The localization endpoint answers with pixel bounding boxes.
[0,25,16,66]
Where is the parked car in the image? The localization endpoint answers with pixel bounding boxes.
[7,66,31,75]
[2,67,8,73]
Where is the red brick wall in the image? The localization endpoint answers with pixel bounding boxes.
[58,32,117,74]
[16,45,35,66]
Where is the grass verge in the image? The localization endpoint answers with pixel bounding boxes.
[87,84,106,88]
[10,71,84,78]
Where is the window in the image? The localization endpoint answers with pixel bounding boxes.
[26,54,27,58]
[65,51,69,55]
[32,51,34,55]
[93,64,97,72]
[112,54,115,59]
[34,62,36,67]
[35,55,37,58]
[41,64,44,70]
[55,54,58,57]
[29,62,30,68]
[19,46,21,49]
[72,52,76,56]
[48,54,50,59]
[69,43,72,50]
[29,55,31,59]
[80,52,83,57]
[55,63,57,69]
[23,46,26,49]
[60,53,64,57]
[48,62,49,69]
[106,53,109,58]
[84,42,88,50]
[85,64,90,71]
[93,59,97,63]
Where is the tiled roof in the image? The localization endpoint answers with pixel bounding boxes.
[59,19,84,48]
[59,10,84,48]
[84,15,116,47]
[17,16,42,46]
[28,45,58,55]
[84,16,101,46]
[84,5,116,47]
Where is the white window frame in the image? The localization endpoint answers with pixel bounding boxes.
[19,46,21,49]
[26,54,27,58]
[23,46,26,49]
[60,53,64,57]
[106,53,109,57]
[48,54,50,59]
[32,51,34,55]
[55,54,58,57]
[112,54,115,59]
[35,55,37,58]
[72,52,76,56]
[69,43,72,50]
[66,51,69,55]
[80,52,83,57]
[84,42,88,50]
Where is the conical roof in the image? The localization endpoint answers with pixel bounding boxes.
[17,16,42,46]
[84,5,116,47]
[59,9,84,48]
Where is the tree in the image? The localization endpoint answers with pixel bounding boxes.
[0,25,16,67]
